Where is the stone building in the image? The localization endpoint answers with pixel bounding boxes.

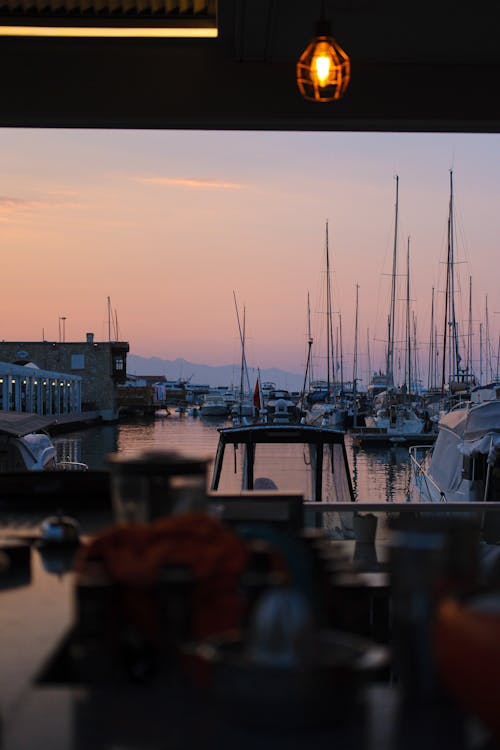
[0,334,129,421]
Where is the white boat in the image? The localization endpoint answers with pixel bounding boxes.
[307,401,345,428]
[410,383,500,502]
[265,389,299,424]
[0,412,87,471]
[364,394,425,435]
[261,381,277,400]
[200,392,229,417]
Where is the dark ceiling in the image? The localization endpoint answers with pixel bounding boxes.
[1,0,500,132]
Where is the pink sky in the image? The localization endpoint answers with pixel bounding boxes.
[1,128,499,387]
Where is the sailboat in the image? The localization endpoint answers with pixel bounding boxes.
[409,171,500,501]
[305,221,346,429]
[353,178,429,445]
[439,170,475,407]
[230,293,257,423]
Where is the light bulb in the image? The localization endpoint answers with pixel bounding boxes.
[296,28,350,102]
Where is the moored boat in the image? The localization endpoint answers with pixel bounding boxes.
[200,392,229,417]
[0,412,88,471]
[410,383,500,502]
[210,423,354,503]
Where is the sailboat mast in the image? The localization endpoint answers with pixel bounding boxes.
[301,293,314,404]
[485,294,491,382]
[448,170,462,382]
[386,175,399,388]
[413,313,419,393]
[307,291,314,387]
[239,307,246,406]
[352,284,359,427]
[233,291,251,401]
[428,287,435,390]
[480,323,483,384]
[352,284,359,395]
[466,276,472,377]
[405,236,411,393]
[325,220,333,400]
[339,312,344,392]
[441,170,459,396]
[367,328,371,390]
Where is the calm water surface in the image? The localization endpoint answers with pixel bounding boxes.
[53,411,418,502]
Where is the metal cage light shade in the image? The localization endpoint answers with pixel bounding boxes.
[296,29,350,102]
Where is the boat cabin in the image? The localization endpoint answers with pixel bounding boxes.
[210,424,354,503]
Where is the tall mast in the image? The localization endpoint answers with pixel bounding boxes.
[405,236,411,393]
[339,312,344,392]
[386,175,399,388]
[325,220,334,400]
[301,293,314,403]
[480,322,483,384]
[428,287,435,390]
[233,291,251,400]
[240,307,246,405]
[413,312,419,393]
[496,333,500,381]
[485,294,491,382]
[352,284,359,427]
[449,171,461,380]
[466,276,472,377]
[441,204,450,396]
[307,291,314,388]
[441,170,461,395]
[367,328,371,389]
[352,283,359,394]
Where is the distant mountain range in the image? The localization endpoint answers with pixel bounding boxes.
[127,354,305,391]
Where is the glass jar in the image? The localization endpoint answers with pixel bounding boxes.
[107,450,209,523]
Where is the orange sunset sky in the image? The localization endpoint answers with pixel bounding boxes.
[1,128,499,386]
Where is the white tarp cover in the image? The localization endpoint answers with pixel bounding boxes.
[430,428,463,491]
[463,401,500,441]
[458,433,500,466]
[439,407,468,438]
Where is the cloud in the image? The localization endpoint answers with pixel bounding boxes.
[0,196,33,208]
[136,176,246,190]
[0,195,82,216]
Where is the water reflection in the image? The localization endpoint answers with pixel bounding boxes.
[54,424,118,468]
[53,416,415,502]
[347,438,414,502]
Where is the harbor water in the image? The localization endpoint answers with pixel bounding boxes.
[52,411,419,503]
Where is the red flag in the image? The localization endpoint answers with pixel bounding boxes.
[253,379,261,410]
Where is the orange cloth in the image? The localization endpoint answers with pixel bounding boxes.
[75,513,251,641]
[435,597,500,740]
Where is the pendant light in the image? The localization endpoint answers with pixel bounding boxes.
[296,3,350,103]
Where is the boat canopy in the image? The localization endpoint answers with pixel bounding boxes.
[0,412,55,438]
[463,402,500,441]
[210,424,354,503]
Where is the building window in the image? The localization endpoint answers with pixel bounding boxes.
[71,354,85,370]
[114,357,124,371]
